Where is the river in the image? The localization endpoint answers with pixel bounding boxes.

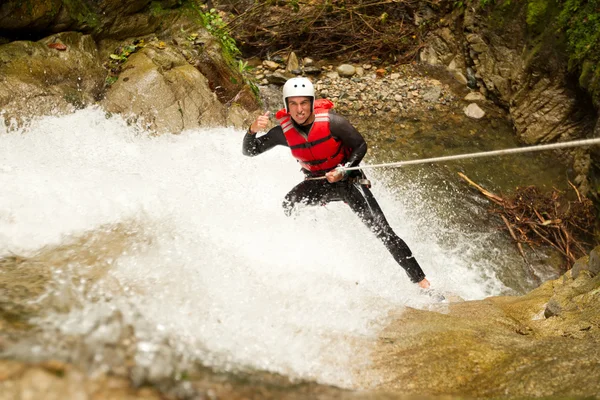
[0,106,572,393]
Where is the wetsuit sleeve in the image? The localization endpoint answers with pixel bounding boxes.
[329,113,367,167]
[242,126,288,156]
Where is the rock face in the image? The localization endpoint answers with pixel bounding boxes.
[0,32,105,124]
[0,0,178,40]
[0,2,260,133]
[367,254,600,398]
[419,3,596,195]
[101,47,226,133]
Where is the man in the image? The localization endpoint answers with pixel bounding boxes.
[243,77,430,288]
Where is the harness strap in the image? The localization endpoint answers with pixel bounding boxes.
[288,134,334,150]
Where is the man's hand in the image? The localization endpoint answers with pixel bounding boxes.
[325,168,345,183]
[249,111,270,134]
[417,278,430,289]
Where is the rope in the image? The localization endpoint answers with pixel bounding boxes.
[331,137,600,174]
[305,137,600,180]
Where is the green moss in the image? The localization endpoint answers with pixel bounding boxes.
[557,0,600,105]
[149,1,167,17]
[579,59,594,88]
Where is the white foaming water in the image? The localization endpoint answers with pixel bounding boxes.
[0,108,505,387]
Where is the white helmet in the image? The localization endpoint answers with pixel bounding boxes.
[282,77,315,113]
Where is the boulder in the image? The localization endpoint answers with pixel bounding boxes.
[101,47,226,133]
[0,32,105,125]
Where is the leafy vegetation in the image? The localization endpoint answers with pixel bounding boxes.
[557,0,600,103]
[103,40,146,86]
[480,0,600,104]
[197,7,241,62]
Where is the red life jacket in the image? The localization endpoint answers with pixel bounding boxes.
[275,99,348,173]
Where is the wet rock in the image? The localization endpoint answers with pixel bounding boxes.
[466,67,478,89]
[368,268,600,398]
[0,361,164,400]
[102,48,227,133]
[303,57,314,66]
[0,32,105,124]
[464,103,485,119]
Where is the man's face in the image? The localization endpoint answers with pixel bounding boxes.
[287,96,313,125]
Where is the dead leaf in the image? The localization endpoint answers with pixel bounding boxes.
[48,43,67,51]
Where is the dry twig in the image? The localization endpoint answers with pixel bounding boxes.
[225,0,442,60]
[458,173,595,271]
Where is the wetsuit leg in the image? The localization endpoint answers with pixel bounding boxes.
[282,180,337,216]
[342,181,426,283]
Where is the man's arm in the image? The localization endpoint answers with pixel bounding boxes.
[329,113,367,168]
[242,126,287,156]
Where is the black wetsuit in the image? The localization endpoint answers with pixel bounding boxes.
[242,112,425,283]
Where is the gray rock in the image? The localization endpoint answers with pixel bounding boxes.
[336,64,356,77]
[544,298,562,318]
[303,66,321,75]
[266,71,289,85]
[420,46,440,65]
[571,255,590,279]
[423,87,442,102]
[588,245,600,276]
